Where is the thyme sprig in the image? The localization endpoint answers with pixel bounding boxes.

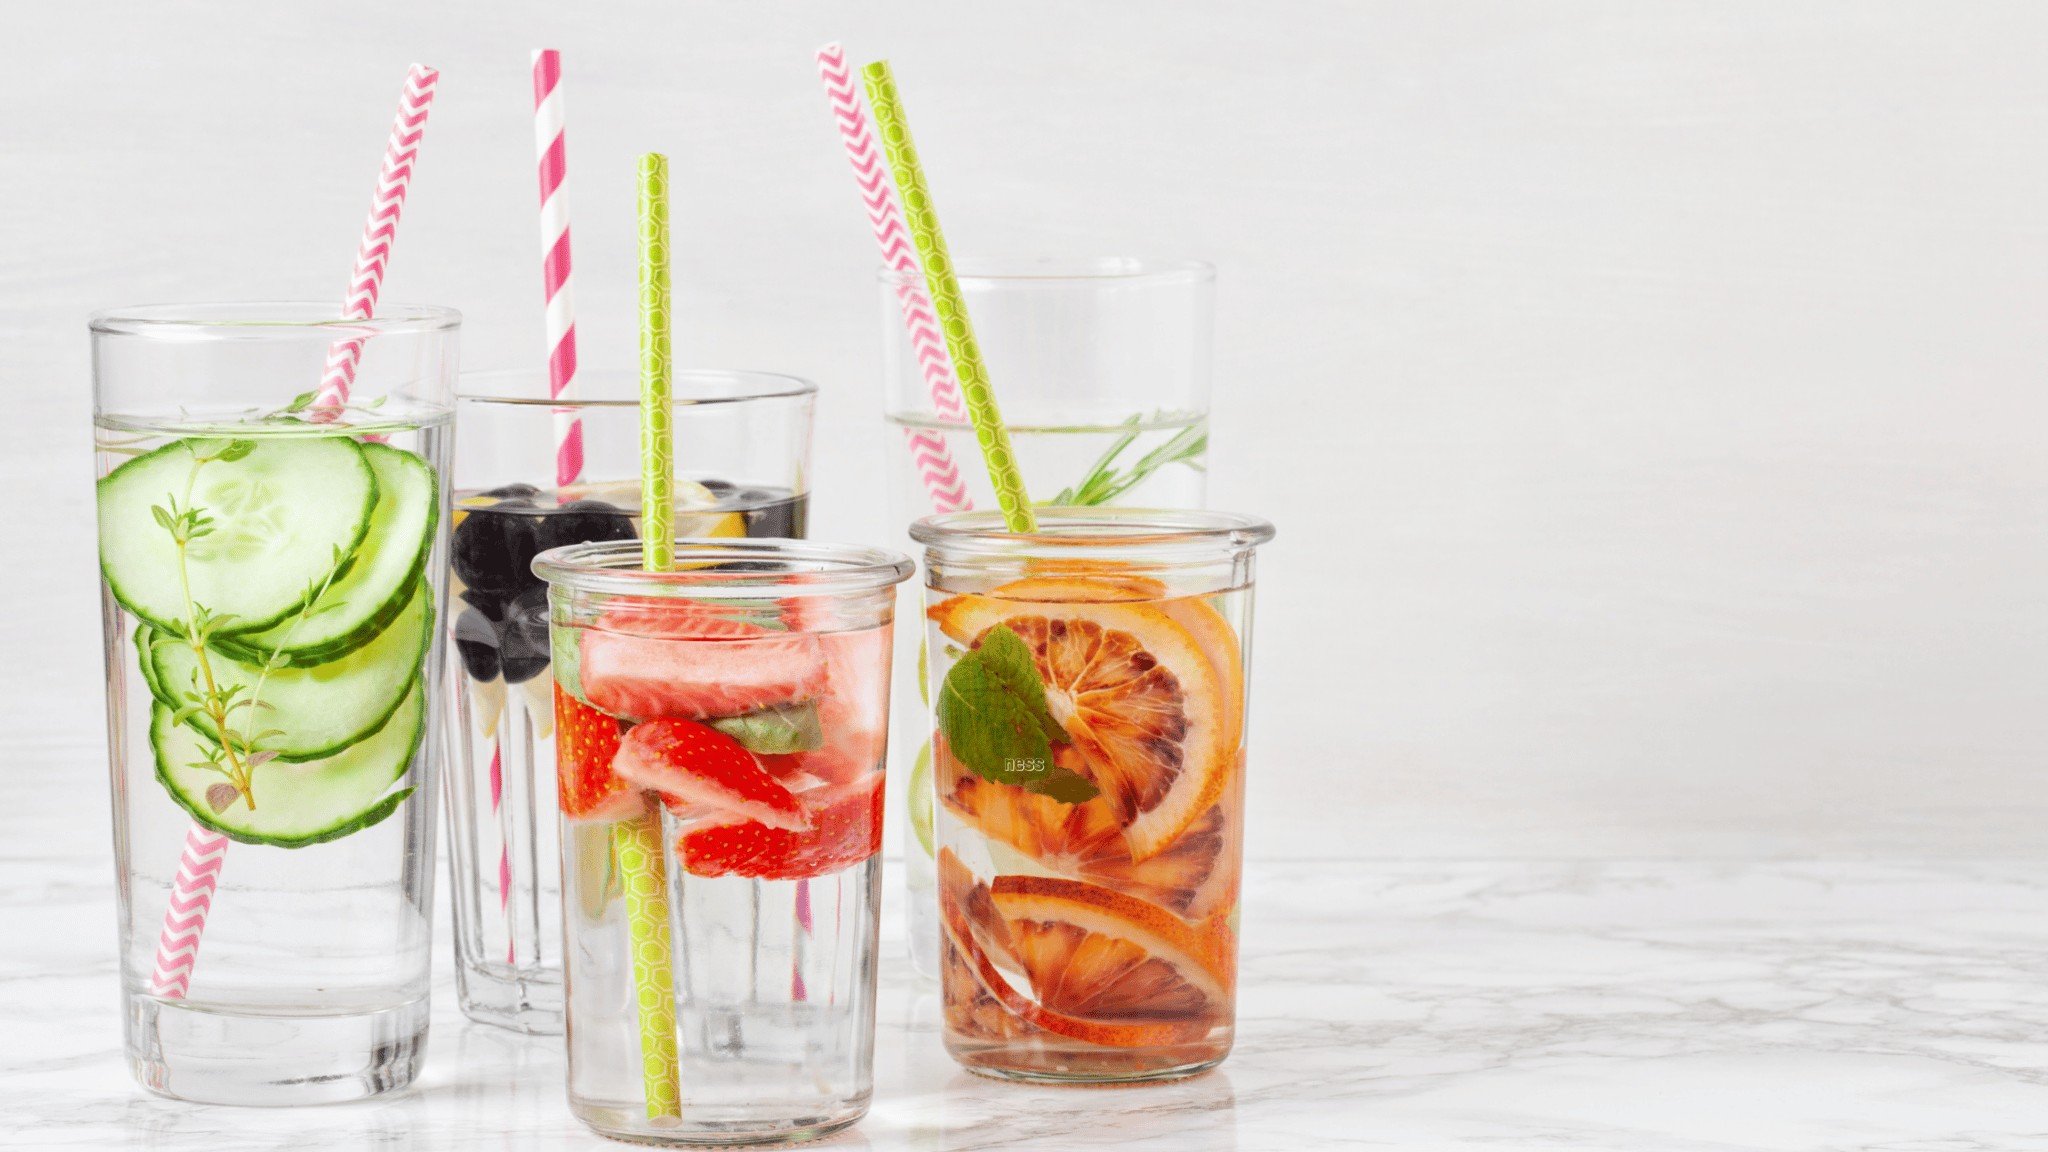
[1045,413,1208,507]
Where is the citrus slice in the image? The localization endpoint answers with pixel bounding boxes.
[990,874,1232,1017]
[930,584,1232,860]
[939,738,1238,920]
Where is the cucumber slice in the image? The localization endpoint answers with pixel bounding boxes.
[134,624,164,701]
[146,581,432,762]
[214,444,439,666]
[152,682,424,848]
[98,435,376,636]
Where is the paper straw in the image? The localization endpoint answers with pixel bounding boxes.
[151,65,440,1000]
[533,49,584,487]
[614,150,682,1120]
[814,44,972,515]
[860,62,1036,532]
[314,64,442,410]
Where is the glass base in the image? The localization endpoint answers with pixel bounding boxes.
[127,994,429,1105]
[570,1101,868,1147]
[946,1037,1229,1085]
[455,959,564,1035]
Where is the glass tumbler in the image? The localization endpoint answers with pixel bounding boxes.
[535,539,912,1144]
[911,508,1272,1083]
[443,369,814,1033]
[881,259,1216,979]
[91,303,458,1103]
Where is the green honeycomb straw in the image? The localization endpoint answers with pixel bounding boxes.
[861,60,1037,533]
[619,150,681,1121]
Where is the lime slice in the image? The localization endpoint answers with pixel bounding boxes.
[909,740,936,858]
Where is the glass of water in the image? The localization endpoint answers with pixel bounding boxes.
[535,538,911,1144]
[879,258,1216,979]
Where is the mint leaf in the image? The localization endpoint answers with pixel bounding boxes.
[1020,765,1101,804]
[710,701,824,755]
[936,626,1076,794]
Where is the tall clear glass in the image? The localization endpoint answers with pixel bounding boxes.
[91,303,458,1103]
[443,370,814,1033]
[881,259,1216,979]
[910,508,1271,1083]
[535,540,912,1145]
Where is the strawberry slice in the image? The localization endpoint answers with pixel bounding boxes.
[579,605,827,721]
[612,718,810,832]
[678,771,884,880]
[556,686,637,821]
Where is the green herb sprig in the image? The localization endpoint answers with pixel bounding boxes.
[1046,414,1207,507]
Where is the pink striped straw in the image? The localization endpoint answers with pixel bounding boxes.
[532,49,584,486]
[151,65,441,1001]
[815,43,973,514]
[313,64,442,410]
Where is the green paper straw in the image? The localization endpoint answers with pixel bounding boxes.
[861,61,1037,533]
[621,150,681,1121]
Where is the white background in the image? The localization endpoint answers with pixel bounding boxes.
[4,1,2044,860]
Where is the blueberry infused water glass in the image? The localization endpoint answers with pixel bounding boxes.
[92,304,458,1103]
[443,369,815,1032]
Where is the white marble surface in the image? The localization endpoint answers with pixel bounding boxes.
[7,856,2048,1150]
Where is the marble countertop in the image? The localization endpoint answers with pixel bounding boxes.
[7,857,2048,1150]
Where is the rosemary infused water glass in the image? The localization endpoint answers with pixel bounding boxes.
[92,304,458,1103]
[882,258,1216,978]
[536,539,911,1145]
[442,369,814,1033]
[914,508,1270,1082]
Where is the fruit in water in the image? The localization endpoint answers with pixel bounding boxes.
[453,606,500,681]
[812,626,890,778]
[678,770,883,880]
[496,586,551,684]
[940,739,1240,921]
[579,606,825,721]
[556,686,636,821]
[536,498,636,554]
[612,719,809,831]
[930,587,1235,861]
[450,496,541,609]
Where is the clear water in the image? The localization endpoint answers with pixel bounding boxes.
[95,413,450,1104]
[884,412,1210,984]
[441,483,808,1034]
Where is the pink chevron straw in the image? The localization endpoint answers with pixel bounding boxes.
[533,49,584,486]
[148,828,228,998]
[815,43,973,514]
[151,65,441,1001]
[313,64,442,411]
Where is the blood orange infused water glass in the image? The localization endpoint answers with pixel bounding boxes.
[535,538,912,1145]
[443,370,813,1034]
[92,304,457,1103]
[910,508,1273,1083]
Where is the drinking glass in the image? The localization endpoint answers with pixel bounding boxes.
[443,369,814,1033]
[535,539,912,1144]
[91,303,458,1103]
[911,508,1271,1083]
[881,258,1216,979]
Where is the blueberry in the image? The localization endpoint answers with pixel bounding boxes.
[483,482,542,500]
[459,587,505,623]
[452,505,543,601]
[453,607,501,681]
[496,586,552,684]
[536,498,637,554]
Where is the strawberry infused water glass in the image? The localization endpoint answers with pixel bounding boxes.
[911,508,1273,1083]
[534,538,912,1144]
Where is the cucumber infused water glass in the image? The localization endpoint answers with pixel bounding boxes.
[913,508,1271,1083]
[443,370,815,1033]
[536,540,912,1145]
[92,304,457,1103]
[879,259,1216,980]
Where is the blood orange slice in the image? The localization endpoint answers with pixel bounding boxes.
[930,585,1233,860]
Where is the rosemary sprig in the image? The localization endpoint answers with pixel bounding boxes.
[1045,413,1208,507]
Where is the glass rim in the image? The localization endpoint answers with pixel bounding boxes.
[89,302,462,338]
[877,257,1214,288]
[534,539,914,598]
[460,367,816,408]
[910,507,1275,556]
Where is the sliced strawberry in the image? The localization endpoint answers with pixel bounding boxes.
[612,719,810,831]
[812,625,891,776]
[678,771,884,880]
[580,606,827,721]
[556,686,637,821]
